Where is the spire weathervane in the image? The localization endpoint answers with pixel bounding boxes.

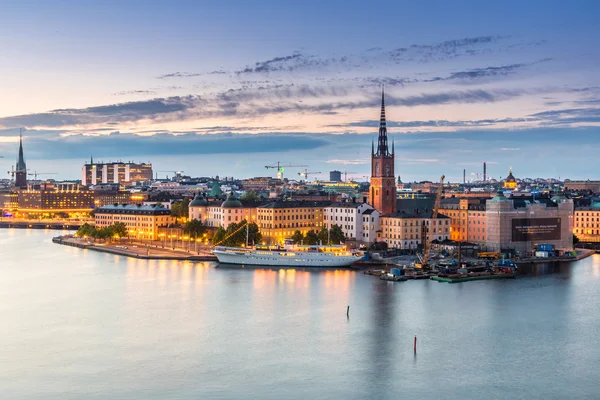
[376,86,389,157]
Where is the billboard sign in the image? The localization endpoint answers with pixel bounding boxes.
[512,218,561,242]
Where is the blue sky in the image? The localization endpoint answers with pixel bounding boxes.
[0,0,599,182]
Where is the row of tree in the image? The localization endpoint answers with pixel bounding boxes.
[170,198,190,221]
[183,219,206,236]
[75,222,128,240]
[291,225,346,245]
[213,219,262,247]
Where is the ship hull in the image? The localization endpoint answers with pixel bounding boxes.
[213,249,360,268]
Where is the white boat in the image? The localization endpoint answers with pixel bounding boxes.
[213,239,362,268]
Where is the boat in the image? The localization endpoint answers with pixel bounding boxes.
[213,238,363,268]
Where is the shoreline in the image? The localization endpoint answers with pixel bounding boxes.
[52,235,218,261]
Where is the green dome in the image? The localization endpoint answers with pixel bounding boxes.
[221,192,242,208]
[489,190,508,203]
[189,192,208,207]
[209,181,223,197]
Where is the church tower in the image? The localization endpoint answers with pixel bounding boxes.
[15,130,27,189]
[370,89,396,215]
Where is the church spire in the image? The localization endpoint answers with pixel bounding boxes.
[376,87,390,157]
[16,128,26,171]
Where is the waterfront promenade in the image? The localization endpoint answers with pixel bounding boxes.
[53,234,217,261]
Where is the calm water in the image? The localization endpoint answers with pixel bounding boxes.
[1,230,600,400]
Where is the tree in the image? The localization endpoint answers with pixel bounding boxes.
[291,230,304,244]
[183,219,206,237]
[573,234,580,245]
[305,230,318,245]
[246,221,262,245]
[213,227,226,246]
[241,190,259,202]
[112,222,128,238]
[75,223,95,238]
[317,226,329,244]
[329,224,346,244]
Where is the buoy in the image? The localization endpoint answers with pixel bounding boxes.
[414,335,417,352]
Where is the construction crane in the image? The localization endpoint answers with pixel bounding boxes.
[418,175,445,269]
[297,169,321,180]
[342,170,356,182]
[27,171,57,181]
[265,162,308,180]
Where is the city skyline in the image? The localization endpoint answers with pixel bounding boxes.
[1,0,599,181]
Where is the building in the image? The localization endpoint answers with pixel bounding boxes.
[15,184,95,217]
[329,170,342,182]
[14,132,27,189]
[324,202,380,243]
[565,180,600,193]
[256,200,329,243]
[94,204,175,240]
[503,168,517,189]
[370,90,396,215]
[438,198,488,245]
[241,177,281,191]
[574,202,600,242]
[189,192,261,229]
[485,191,573,253]
[81,160,152,186]
[378,210,450,249]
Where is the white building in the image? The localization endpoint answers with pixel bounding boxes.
[324,202,380,244]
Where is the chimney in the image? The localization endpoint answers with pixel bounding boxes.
[463,169,466,184]
[483,162,487,182]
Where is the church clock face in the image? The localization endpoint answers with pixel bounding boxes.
[375,163,380,176]
[385,164,390,177]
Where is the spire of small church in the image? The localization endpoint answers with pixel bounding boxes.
[392,138,395,155]
[376,86,390,157]
[371,139,374,155]
[90,154,94,164]
[16,128,26,171]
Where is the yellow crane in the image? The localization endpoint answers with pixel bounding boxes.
[417,175,445,268]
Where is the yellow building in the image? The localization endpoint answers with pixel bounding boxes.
[94,204,175,240]
[438,198,487,244]
[378,210,450,249]
[503,168,517,189]
[257,201,328,243]
[189,192,260,228]
[574,207,600,242]
[16,185,95,217]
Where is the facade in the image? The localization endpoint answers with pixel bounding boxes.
[329,170,342,182]
[565,180,600,193]
[256,201,329,243]
[94,204,175,240]
[574,205,600,242]
[438,198,488,245]
[16,185,95,215]
[378,210,450,249]
[15,132,27,189]
[485,192,573,253]
[370,91,397,215]
[81,161,152,186]
[324,202,380,243]
[241,177,281,191]
[188,192,260,229]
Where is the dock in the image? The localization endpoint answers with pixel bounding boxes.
[431,273,516,283]
[53,235,218,261]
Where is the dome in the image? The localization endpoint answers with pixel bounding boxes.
[489,190,509,203]
[505,168,516,182]
[221,192,242,208]
[189,192,208,207]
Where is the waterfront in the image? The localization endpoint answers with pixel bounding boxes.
[2,229,600,399]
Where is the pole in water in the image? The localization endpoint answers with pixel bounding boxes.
[346,305,350,317]
[414,335,417,352]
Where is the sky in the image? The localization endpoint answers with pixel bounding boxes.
[1,0,599,182]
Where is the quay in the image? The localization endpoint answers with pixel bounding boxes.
[0,220,86,230]
[431,273,516,283]
[53,235,218,261]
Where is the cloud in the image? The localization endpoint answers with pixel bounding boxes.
[157,72,202,79]
[326,158,370,165]
[500,148,521,151]
[113,90,157,96]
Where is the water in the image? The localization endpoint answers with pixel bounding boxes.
[1,229,600,399]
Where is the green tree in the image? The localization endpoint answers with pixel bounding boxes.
[75,223,96,238]
[112,222,128,238]
[241,190,259,202]
[291,230,304,244]
[213,227,226,246]
[317,226,329,244]
[573,234,580,245]
[305,230,318,245]
[183,219,206,237]
[181,198,190,219]
[329,224,346,244]
[247,221,262,245]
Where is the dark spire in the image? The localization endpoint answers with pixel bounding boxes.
[16,129,26,171]
[90,154,94,164]
[376,87,390,157]
[392,138,395,155]
[371,138,374,155]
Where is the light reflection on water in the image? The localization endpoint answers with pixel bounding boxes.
[1,229,600,400]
